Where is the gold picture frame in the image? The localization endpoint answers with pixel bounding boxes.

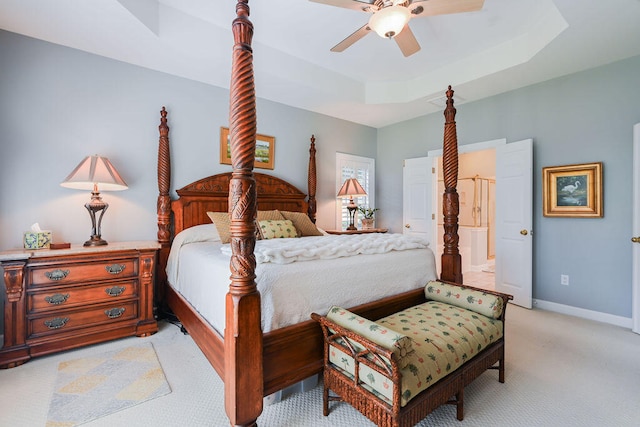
[220,127,275,170]
[542,162,603,217]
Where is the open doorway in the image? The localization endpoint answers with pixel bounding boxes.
[428,138,532,306]
[432,143,499,292]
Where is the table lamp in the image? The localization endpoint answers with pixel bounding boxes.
[337,178,367,230]
[60,155,128,246]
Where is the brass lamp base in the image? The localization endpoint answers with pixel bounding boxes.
[84,187,109,247]
[346,204,357,231]
[84,236,108,247]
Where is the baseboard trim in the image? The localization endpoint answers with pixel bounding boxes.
[533,299,632,329]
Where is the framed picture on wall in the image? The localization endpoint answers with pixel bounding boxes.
[220,127,275,170]
[542,162,603,217]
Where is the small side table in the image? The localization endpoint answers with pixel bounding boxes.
[325,228,388,235]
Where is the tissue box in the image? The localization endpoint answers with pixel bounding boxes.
[24,231,52,249]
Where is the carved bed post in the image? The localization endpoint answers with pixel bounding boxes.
[157,106,171,311]
[308,135,317,222]
[440,86,463,284]
[225,1,262,426]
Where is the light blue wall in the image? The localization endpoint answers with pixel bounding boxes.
[377,54,640,319]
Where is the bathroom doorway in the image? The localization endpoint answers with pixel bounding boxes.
[435,148,496,291]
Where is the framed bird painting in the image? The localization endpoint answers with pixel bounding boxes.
[542,162,603,217]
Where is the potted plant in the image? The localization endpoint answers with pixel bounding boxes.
[358,206,379,230]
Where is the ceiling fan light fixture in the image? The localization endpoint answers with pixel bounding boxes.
[368,5,410,39]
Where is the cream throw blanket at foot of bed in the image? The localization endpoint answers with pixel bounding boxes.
[220,233,429,264]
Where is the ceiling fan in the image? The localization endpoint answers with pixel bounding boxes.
[310,0,485,57]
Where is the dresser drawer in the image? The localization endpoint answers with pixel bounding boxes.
[29,301,139,337]
[28,280,139,313]
[29,257,137,286]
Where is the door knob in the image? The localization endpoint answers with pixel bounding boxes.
[405,224,410,228]
[520,229,528,236]
[632,237,640,243]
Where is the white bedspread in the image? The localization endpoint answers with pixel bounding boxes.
[167,225,437,334]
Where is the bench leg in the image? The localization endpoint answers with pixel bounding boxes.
[323,383,329,416]
[499,358,505,383]
[456,388,464,421]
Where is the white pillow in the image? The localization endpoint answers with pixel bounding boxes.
[175,223,220,244]
[315,226,329,236]
[166,224,220,286]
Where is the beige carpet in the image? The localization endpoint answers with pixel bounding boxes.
[1,305,639,426]
[46,343,171,426]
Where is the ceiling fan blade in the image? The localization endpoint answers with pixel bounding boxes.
[394,25,420,57]
[410,0,484,17]
[331,24,372,52]
[309,0,376,13]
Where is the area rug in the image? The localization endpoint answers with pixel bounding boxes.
[46,343,171,427]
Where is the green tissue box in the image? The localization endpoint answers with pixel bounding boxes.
[24,231,52,249]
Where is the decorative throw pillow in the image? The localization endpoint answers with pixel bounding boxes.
[206,212,231,244]
[258,219,298,239]
[280,211,323,236]
[424,280,505,319]
[326,306,414,369]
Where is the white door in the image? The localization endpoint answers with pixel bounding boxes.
[632,123,640,334]
[495,139,533,308]
[403,157,432,242]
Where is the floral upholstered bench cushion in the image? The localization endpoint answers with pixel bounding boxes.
[328,301,503,407]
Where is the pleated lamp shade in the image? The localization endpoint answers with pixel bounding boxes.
[337,178,367,198]
[61,155,128,191]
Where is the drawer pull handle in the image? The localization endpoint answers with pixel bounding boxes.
[105,264,126,275]
[105,286,126,297]
[105,307,125,319]
[45,269,70,281]
[44,293,70,305]
[44,317,69,329]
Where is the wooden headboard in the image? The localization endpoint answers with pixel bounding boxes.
[155,106,318,309]
[156,106,317,247]
[171,172,309,235]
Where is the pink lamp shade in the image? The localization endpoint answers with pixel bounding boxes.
[337,178,367,199]
[61,155,128,191]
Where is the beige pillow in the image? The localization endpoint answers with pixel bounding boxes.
[280,211,323,237]
[207,211,265,243]
[257,210,285,221]
[258,219,298,239]
[206,212,231,243]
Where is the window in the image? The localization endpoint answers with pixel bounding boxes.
[335,153,375,230]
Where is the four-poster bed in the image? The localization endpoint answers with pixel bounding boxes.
[156,2,463,426]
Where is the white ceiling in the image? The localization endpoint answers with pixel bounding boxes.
[1,0,640,128]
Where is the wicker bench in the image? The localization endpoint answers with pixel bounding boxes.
[311,280,512,427]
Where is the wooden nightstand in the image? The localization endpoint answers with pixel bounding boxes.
[325,228,388,235]
[0,241,159,368]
